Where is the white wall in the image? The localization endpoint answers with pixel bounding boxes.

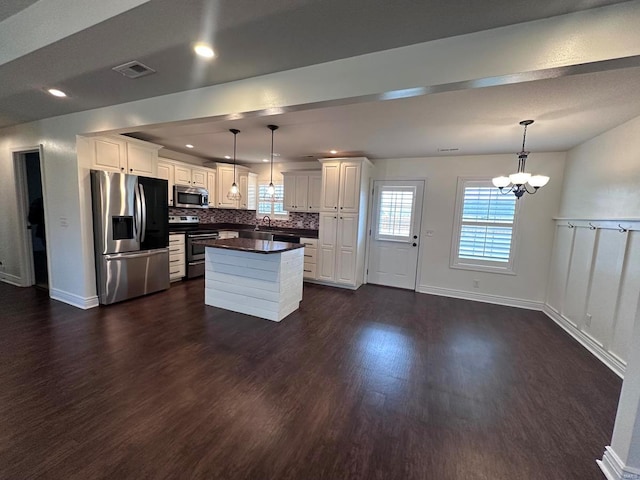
[546,115,640,376]
[373,153,566,306]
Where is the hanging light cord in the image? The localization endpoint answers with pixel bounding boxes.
[270,127,274,185]
[233,131,237,183]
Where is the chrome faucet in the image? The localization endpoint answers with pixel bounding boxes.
[262,215,271,228]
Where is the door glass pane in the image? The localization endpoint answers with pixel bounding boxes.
[376,187,415,241]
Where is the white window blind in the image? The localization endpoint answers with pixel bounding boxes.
[376,187,415,241]
[257,183,287,217]
[451,179,518,273]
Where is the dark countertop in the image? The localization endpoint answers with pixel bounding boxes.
[193,238,305,254]
[200,223,319,239]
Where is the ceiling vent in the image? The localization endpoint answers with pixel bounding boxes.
[112,61,156,79]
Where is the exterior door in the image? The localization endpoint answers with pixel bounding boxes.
[367,180,424,290]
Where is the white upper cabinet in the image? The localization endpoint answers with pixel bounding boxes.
[92,136,126,172]
[320,159,362,213]
[174,165,192,186]
[338,161,361,213]
[207,171,216,207]
[215,163,250,209]
[282,171,321,212]
[320,162,340,212]
[89,135,161,176]
[157,160,175,205]
[126,142,157,176]
[191,168,208,188]
[238,172,249,210]
[308,173,322,213]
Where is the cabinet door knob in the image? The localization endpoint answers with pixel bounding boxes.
[340,207,343,210]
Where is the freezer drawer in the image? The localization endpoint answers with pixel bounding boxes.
[98,248,169,305]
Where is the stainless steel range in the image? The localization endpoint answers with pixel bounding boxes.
[168,216,219,279]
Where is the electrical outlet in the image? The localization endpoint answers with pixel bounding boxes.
[585,313,592,327]
[473,279,480,289]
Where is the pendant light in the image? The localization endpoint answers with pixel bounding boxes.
[266,124,281,202]
[492,120,550,199]
[227,128,241,201]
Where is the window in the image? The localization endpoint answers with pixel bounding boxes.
[376,186,416,241]
[256,182,288,219]
[451,178,518,274]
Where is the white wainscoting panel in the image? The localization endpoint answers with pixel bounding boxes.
[545,220,640,375]
[546,226,574,314]
[562,227,597,328]
[610,232,640,362]
[584,229,627,348]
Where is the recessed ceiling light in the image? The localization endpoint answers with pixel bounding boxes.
[47,88,67,97]
[330,150,338,154]
[185,144,194,149]
[194,44,215,58]
[224,155,231,159]
[262,158,269,162]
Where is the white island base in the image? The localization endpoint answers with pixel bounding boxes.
[204,245,304,322]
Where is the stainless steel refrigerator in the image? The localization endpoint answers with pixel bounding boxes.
[91,170,170,305]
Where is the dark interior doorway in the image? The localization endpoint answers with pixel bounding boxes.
[25,152,48,290]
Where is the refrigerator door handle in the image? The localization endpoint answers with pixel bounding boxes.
[139,183,147,243]
[134,182,142,243]
[105,248,169,261]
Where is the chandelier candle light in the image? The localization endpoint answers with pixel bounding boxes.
[266,124,281,202]
[492,120,549,199]
[227,128,241,201]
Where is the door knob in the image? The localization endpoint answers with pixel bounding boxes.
[413,235,418,239]
[412,243,417,247]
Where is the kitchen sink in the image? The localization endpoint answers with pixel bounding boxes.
[238,230,274,241]
[238,229,301,243]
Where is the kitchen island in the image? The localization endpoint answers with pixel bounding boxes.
[194,238,305,322]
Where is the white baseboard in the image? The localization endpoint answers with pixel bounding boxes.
[543,305,625,378]
[0,272,25,287]
[303,279,359,290]
[50,288,99,310]
[416,285,544,311]
[598,446,640,480]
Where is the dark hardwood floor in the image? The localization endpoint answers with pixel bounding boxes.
[0,280,621,479]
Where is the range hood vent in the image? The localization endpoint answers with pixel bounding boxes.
[112,61,156,79]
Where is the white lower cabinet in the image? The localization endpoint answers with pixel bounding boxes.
[317,212,361,286]
[301,237,318,280]
[169,233,185,281]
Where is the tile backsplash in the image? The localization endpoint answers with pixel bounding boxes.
[169,207,319,229]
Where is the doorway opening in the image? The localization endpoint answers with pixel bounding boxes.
[14,147,49,290]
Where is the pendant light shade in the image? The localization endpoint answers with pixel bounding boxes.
[227,128,242,201]
[266,124,281,202]
[492,120,550,199]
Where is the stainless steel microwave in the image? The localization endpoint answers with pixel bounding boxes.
[174,185,209,209]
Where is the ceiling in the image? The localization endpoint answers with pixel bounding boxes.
[0,0,631,128]
[127,65,640,162]
[3,0,639,162]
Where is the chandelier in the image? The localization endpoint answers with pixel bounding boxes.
[492,120,549,199]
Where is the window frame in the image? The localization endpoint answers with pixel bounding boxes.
[255,181,289,220]
[450,177,520,275]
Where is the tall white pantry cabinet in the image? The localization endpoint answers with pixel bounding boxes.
[316,157,372,289]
